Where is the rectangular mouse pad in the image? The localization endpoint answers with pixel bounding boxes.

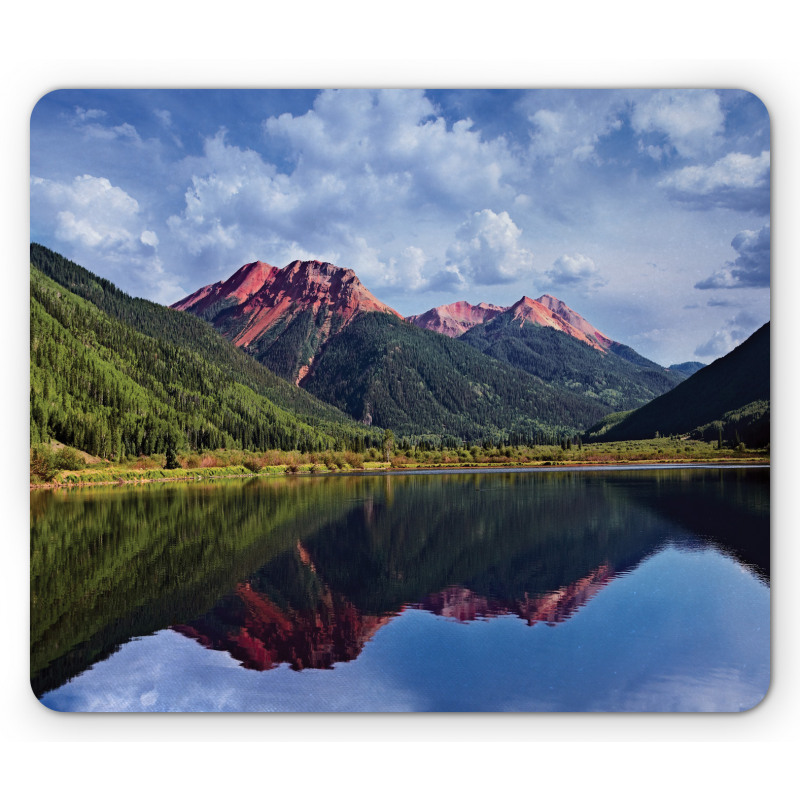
[30,89,770,712]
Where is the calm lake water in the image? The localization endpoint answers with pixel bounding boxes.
[31,466,770,712]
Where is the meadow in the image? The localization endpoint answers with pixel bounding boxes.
[30,438,769,487]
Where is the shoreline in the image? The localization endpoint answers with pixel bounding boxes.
[30,457,770,490]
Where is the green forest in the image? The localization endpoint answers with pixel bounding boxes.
[302,311,607,440]
[30,250,379,460]
[586,323,770,447]
[459,313,683,412]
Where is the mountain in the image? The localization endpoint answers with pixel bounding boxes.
[173,259,401,383]
[30,245,375,456]
[406,300,505,337]
[585,323,770,444]
[668,361,706,378]
[459,302,683,414]
[297,311,612,439]
[174,257,687,438]
[408,293,615,351]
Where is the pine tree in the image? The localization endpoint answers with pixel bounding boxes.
[165,438,179,470]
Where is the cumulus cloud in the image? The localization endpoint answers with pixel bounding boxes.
[631,90,725,159]
[695,310,766,358]
[32,174,153,252]
[31,173,180,303]
[165,131,295,261]
[659,150,769,213]
[544,253,607,290]
[264,89,516,210]
[524,93,624,164]
[445,210,534,285]
[695,224,770,289]
[165,92,525,290]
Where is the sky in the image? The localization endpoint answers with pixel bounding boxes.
[30,88,770,366]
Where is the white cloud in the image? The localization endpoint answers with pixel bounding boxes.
[33,174,143,251]
[695,309,766,358]
[632,90,725,159]
[545,253,607,290]
[525,95,624,164]
[154,109,173,127]
[140,229,159,247]
[165,92,524,291]
[31,174,179,302]
[695,224,770,289]
[68,106,143,144]
[264,89,517,213]
[659,151,769,213]
[446,209,534,285]
[74,106,107,122]
[383,246,429,291]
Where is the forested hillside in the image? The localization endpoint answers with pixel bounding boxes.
[30,264,376,459]
[459,314,682,413]
[302,312,612,440]
[30,244,363,432]
[586,323,770,444]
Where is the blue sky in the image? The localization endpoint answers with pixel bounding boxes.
[30,88,770,365]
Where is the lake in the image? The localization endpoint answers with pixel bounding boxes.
[31,466,770,712]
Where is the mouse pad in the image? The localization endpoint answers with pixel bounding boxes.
[30,89,770,711]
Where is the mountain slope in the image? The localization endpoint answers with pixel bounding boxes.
[174,256,680,438]
[173,259,401,383]
[586,323,770,442]
[30,244,367,441]
[30,247,375,456]
[459,304,683,413]
[300,311,614,439]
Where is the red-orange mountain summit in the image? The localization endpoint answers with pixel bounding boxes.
[173,259,400,347]
[172,259,401,383]
[407,294,616,352]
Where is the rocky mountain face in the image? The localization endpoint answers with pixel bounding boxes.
[405,300,505,338]
[172,259,401,383]
[408,294,616,352]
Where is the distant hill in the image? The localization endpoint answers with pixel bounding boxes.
[585,323,770,444]
[30,245,374,456]
[459,305,683,414]
[668,361,706,378]
[409,293,616,351]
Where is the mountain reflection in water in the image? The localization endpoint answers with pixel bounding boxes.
[31,467,769,706]
[173,549,615,672]
[162,467,767,677]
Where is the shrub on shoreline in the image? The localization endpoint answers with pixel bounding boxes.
[30,440,769,487]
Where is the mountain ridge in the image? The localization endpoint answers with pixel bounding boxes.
[408,293,617,353]
[586,323,770,443]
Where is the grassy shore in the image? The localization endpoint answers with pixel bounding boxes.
[30,438,769,488]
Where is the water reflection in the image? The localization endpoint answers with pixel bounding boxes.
[31,467,769,709]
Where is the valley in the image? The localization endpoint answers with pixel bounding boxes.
[30,243,770,485]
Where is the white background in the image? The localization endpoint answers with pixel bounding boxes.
[2,1,796,794]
